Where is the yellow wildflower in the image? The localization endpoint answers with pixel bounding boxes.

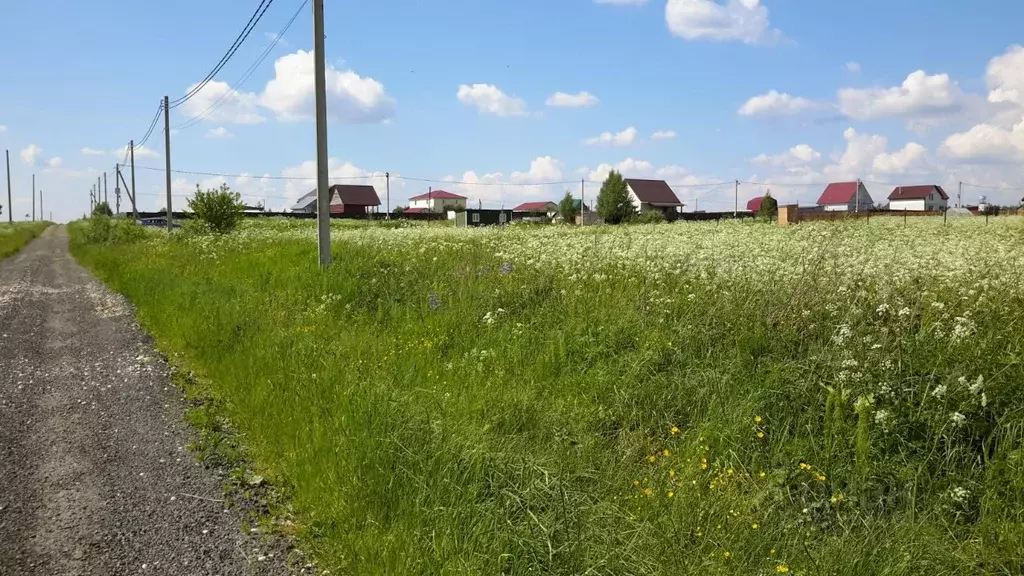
[769,548,776,555]
[633,479,640,487]
[776,564,790,573]
[701,458,708,470]
[727,468,735,475]
[752,523,760,530]
[723,551,731,560]
[757,431,765,439]
[799,462,812,471]
[816,473,827,482]
[643,488,653,497]
[667,491,675,498]
[670,425,680,435]
[759,471,766,478]
[648,455,657,463]
[664,449,672,457]
[754,415,763,424]
[669,469,676,477]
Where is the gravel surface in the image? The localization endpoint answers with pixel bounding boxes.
[0,226,292,575]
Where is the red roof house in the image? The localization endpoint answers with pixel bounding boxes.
[408,190,467,201]
[746,197,766,212]
[817,181,874,211]
[513,201,558,213]
[887,185,949,212]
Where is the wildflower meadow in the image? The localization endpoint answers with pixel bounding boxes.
[70,216,1024,575]
[0,221,50,260]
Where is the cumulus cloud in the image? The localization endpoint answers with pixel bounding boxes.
[651,129,677,140]
[665,0,780,44]
[442,157,566,206]
[584,126,639,146]
[457,83,528,117]
[261,50,396,123]
[752,144,821,167]
[20,144,43,165]
[941,120,1024,162]
[81,147,106,156]
[46,157,63,169]
[546,91,600,108]
[206,126,234,139]
[178,80,266,125]
[838,70,966,121]
[738,90,815,116]
[986,45,1024,107]
[872,142,929,174]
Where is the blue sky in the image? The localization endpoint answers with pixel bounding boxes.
[2,0,1023,222]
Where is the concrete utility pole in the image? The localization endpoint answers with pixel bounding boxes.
[103,171,108,205]
[163,96,173,233]
[130,140,138,219]
[580,178,585,226]
[5,150,11,223]
[385,171,390,218]
[32,174,35,221]
[115,164,122,215]
[958,181,962,208]
[312,0,331,267]
[734,180,739,216]
[855,178,861,212]
[39,189,43,221]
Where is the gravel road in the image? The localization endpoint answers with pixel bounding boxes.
[0,226,291,575]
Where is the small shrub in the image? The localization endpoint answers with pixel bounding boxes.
[92,201,113,218]
[558,191,577,224]
[81,216,147,244]
[180,218,214,237]
[187,184,244,233]
[631,210,666,224]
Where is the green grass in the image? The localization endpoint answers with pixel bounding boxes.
[69,217,1024,575]
[0,221,50,260]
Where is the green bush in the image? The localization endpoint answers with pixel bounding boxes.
[757,192,779,220]
[187,184,245,233]
[558,191,577,223]
[631,210,666,224]
[79,216,147,244]
[92,201,113,217]
[596,170,635,224]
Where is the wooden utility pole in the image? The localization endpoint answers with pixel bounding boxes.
[734,180,739,216]
[163,96,173,233]
[855,178,861,212]
[580,178,585,226]
[313,0,331,267]
[31,174,35,221]
[130,140,138,219]
[5,150,11,223]
[958,181,962,208]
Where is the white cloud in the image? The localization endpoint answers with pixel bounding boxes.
[112,145,159,160]
[752,144,821,167]
[279,158,394,207]
[546,91,600,108]
[986,45,1024,108]
[261,50,396,123]
[442,157,566,206]
[587,158,656,182]
[81,147,106,156]
[206,126,234,139]
[46,157,63,169]
[846,61,862,73]
[824,127,890,181]
[651,129,677,140]
[738,90,815,116]
[940,119,1024,162]
[665,0,780,44]
[511,156,563,182]
[584,126,639,146]
[595,0,649,4]
[20,144,43,165]
[838,70,965,121]
[456,83,527,117]
[872,142,928,174]
[179,80,266,125]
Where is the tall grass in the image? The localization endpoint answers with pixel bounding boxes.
[0,221,50,260]
[70,217,1024,575]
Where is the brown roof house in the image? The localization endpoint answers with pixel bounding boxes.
[291,185,382,215]
[887,185,948,212]
[817,181,874,212]
[625,179,683,215]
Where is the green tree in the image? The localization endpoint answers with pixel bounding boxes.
[92,201,113,217]
[558,191,577,223]
[187,183,245,233]
[393,206,406,214]
[757,192,779,219]
[596,170,633,224]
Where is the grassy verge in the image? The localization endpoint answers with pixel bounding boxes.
[70,217,1024,575]
[0,221,51,260]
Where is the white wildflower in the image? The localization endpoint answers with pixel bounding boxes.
[931,384,947,398]
[874,409,891,428]
[876,303,890,315]
[833,324,852,346]
[969,375,984,395]
[898,307,912,317]
[948,486,970,505]
[950,412,967,427]
[981,393,988,408]
[931,301,945,310]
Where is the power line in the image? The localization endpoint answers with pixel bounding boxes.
[175,0,307,130]
[168,0,275,110]
[135,102,164,148]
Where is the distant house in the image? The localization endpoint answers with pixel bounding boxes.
[513,201,559,216]
[408,190,467,213]
[290,185,381,215]
[456,209,513,227]
[817,182,874,212]
[571,199,591,212]
[624,179,683,215]
[746,197,767,212]
[888,185,948,212]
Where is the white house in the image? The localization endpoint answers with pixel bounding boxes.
[624,179,683,215]
[887,185,949,212]
[817,181,874,212]
[407,190,467,213]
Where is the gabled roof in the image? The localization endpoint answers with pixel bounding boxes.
[625,179,682,206]
[403,207,430,214]
[818,182,862,206]
[513,201,558,213]
[746,197,766,212]
[409,190,466,201]
[290,185,381,210]
[888,185,949,201]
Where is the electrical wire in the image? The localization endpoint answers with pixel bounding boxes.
[175,0,306,130]
[168,0,275,109]
[135,102,164,148]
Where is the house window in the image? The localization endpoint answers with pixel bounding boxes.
[472,212,480,223]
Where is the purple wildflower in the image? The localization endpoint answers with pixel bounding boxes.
[427,292,441,310]
[500,262,514,276]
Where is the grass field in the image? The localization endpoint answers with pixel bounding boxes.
[70,216,1024,575]
[0,221,50,260]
